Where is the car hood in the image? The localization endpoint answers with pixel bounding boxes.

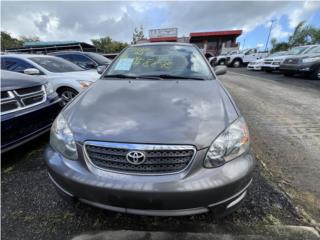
[1,70,46,91]
[50,70,100,82]
[64,79,239,149]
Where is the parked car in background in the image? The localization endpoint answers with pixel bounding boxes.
[226,48,268,68]
[260,51,288,72]
[262,45,318,73]
[1,54,100,105]
[49,51,111,72]
[247,58,264,71]
[1,70,61,153]
[45,43,255,217]
[280,45,320,80]
[209,50,239,66]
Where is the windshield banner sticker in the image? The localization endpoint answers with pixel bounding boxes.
[115,58,134,71]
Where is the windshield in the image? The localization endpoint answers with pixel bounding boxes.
[287,46,310,55]
[86,52,111,64]
[269,51,287,57]
[30,56,85,72]
[304,46,320,54]
[104,44,214,80]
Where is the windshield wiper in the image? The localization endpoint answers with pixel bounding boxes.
[103,74,138,79]
[138,74,205,80]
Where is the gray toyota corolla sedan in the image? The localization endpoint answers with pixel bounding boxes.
[45,43,255,216]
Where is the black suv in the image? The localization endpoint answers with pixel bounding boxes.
[1,70,61,152]
[49,51,111,71]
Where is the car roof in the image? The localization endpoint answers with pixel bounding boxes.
[49,51,83,55]
[133,42,194,47]
[2,53,57,59]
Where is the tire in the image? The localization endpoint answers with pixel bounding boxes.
[283,73,294,77]
[210,60,215,67]
[57,87,78,106]
[232,59,242,68]
[310,67,320,80]
[218,60,225,65]
[265,69,273,73]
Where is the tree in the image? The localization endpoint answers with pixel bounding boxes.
[132,25,144,44]
[20,35,40,43]
[1,31,23,50]
[91,36,128,53]
[270,38,290,53]
[270,21,320,53]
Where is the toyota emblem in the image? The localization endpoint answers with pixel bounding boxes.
[126,151,146,165]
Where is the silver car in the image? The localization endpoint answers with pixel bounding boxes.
[45,43,255,216]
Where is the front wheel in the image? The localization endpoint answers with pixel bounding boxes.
[232,60,242,68]
[310,67,320,80]
[58,87,78,107]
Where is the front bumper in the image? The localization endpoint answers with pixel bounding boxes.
[247,65,261,70]
[1,96,61,153]
[261,64,280,71]
[279,62,317,74]
[45,145,255,216]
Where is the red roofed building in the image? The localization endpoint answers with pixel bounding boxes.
[140,28,242,58]
[189,30,242,57]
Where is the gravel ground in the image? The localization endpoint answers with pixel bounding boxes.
[222,69,320,223]
[2,69,318,239]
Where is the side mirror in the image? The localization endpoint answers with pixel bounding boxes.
[86,62,97,69]
[97,65,108,74]
[214,65,227,76]
[24,68,40,75]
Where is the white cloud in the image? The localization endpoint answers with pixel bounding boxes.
[257,43,264,48]
[271,22,291,40]
[1,1,319,44]
[288,1,320,29]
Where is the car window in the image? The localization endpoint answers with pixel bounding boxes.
[1,58,17,70]
[1,57,35,73]
[105,44,214,80]
[304,46,320,54]
[29,56,85,72]
[85,52,111,65]
[56,54,74,61]
[288,46,310,55]
[72,54,96,68]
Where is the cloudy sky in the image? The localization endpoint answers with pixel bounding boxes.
[2,1,320,49]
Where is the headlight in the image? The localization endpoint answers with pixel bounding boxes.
[204,117,250,168]
[44,82,54,95]
[78,80,93,89]
[50,114,78,160]
[302,57,320,63]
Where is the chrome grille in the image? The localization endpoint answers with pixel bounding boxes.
[1,85,46,115]
[84,141,196,174]
[284,58,299,64]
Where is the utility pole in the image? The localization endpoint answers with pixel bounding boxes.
[242,38,246,49]
[265,19,275,51]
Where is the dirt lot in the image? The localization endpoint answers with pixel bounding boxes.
[223,68,320,223]
[2,69,320,239]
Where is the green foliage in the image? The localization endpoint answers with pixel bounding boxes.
[1,31,23,50]
[271,21,320,53]
[91,36,128,53]
[132,25,145,44]
[20,35,40,43]
[270,38,290,53]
